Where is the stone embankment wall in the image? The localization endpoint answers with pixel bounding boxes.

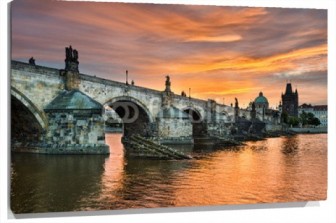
[290,127,327,133]
[265,123,283,132]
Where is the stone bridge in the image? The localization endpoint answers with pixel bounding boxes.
[11,46,278,154]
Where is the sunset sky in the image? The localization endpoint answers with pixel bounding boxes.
[11,0,328,108]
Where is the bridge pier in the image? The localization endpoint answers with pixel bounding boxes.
[156,106,194,144]
[40,46,109,154]
[155,76,194,144]
[42,89,109,154]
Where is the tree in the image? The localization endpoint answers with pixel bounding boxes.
[310,117,321,126]
[288,116,300,127]
[299,111,321,126]
[281,112,289,124]
[299,111,309,125]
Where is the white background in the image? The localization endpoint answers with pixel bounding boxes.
[1,0,335,223]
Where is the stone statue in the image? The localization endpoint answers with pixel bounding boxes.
[29,57,35,65]
[73,49,78,62]
[65,45,78,63]
[250,102,256,119]
[166,75,170,84]
[252,102,256,111]
[66,46,72,60]
[235,98,239,108]
[165,75,171,91]
[65,45,79,72]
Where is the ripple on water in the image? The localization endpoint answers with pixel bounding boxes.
[10,133,327,212]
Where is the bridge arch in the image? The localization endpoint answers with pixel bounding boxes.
[11,87,47,143]
[11,87,47,129]
[182,106,203,122]
[182,106,205,137]
[104,96,154,122]
[104,96,154,138]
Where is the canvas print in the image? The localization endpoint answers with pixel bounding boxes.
[10,0,327,214]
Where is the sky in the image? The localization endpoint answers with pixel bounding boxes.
[11,0,328,108]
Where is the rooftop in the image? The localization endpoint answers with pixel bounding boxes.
[299,104,327,111]
[255,92,268,104]
[45,90,102,111]
[314,105,327,111]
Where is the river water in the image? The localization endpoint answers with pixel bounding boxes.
[10,133,327,213]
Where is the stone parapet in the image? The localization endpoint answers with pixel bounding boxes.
[11,60,60,76]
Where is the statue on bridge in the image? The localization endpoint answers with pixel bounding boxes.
[73,49,78,62]
[252,101,256,111]
[251,102,257,119]
[66,46,72,60]
[165,75,171,92]
[234,97,239,121]
[162,75,173,106]
[65,45,79,63]
[28,57,35,65]
[65,45,79,72]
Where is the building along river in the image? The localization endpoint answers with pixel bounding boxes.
[10,133,327,213]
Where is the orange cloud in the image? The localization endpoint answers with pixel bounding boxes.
[185,34,242,43]
[11,1,327,107]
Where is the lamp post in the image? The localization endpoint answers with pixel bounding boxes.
[126,70,129,85]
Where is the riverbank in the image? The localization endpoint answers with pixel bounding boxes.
[212,129,307,148]
[289,127,327,134]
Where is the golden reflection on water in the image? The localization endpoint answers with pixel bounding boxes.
[173,134,327,206]
[81,134,126,211]
[10,133,327,213]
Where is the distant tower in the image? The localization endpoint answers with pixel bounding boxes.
[254,91,269,121]
[254,92,269,110]
[281,83,298,117]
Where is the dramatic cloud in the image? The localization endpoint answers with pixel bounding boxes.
[11,0,327,107]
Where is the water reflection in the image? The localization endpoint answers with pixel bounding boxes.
[11,133,327,213]
[11,153,108,213]
[281,135,299,155]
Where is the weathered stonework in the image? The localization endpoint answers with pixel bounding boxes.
[207,122,230,138]
[156,106,193,144]
[11,61,64,113]
[42,90,109,154]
